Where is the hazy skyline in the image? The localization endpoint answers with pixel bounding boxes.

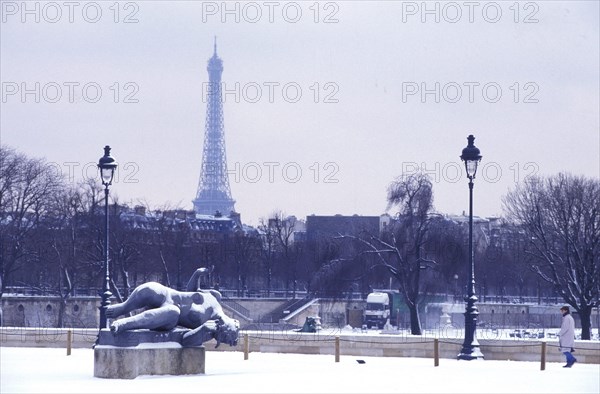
[2,1,599,225]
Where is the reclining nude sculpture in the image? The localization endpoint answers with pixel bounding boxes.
[105,268,239,348]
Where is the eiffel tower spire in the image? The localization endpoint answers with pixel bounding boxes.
[193,41,236,215]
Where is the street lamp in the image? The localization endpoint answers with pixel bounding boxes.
[457,134,484,360]
[97,145,117,332]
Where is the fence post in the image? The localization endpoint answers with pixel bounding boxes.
[66,329,72,356]
[540,342,546,371]
[335,336,340,363]
[244,333,249,360]
[434,339,439,367]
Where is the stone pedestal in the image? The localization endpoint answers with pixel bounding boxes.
[94,329,205,379]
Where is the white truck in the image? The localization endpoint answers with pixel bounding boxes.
[363,292,390,329]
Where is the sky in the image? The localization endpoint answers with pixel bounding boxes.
[1,1,599,226]
[2,346,600,393]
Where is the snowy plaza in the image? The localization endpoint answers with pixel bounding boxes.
[1,346,599,394]
[2,2,600,393]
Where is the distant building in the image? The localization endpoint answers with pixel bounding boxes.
[444,213,502,252]
[118,205,242,243]
[305,214,381,241]
[379,213,393,233]
[265,215,306,244]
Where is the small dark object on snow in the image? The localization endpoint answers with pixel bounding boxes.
[356,360,366,364]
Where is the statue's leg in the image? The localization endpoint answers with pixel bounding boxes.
[110,304,180,333]
[106,282,168,319]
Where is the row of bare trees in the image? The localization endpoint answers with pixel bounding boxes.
[1,146,598,338]
[0,147,315,305]
[503,173,599,340]
[0,146,109,326]
[310,172,598,339]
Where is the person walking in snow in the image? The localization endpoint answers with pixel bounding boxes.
[558,305,577,368]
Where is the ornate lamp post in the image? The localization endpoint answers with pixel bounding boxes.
[97,145,117,331]
[457,135,484,360]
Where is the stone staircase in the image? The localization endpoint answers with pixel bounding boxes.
[221,298,252,324]
[257,296,314,324]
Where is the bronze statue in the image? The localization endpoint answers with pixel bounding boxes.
[106,268,239,347]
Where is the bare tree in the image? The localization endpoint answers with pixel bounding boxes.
[483,226,539,303]
[318,173,436,334]
[75,179,107,292]
[503,173,599,340]
[109,205,143,300]
[231,229,261,297]
[269,212,298,298]
[422,218,467,297]
[152,205,188,289]
[40,186,86,327]
[0,146,64,295]
[257,218,277,297]
[374,173,436,334]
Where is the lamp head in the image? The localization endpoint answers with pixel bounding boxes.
[98,145,118,186]
[460,135,482,179]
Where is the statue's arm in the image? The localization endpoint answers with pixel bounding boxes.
[181,320,217,347]
[185,268,209,291]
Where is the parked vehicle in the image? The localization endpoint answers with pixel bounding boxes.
[363,292,391,329]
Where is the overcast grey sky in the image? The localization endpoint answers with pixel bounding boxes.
[1,1,599,225]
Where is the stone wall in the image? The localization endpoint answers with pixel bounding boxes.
[319,300,364,327]
[234,299,285,321]
[2,296,598,333]
[1,296,98,328]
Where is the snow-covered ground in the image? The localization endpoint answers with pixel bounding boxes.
[1,347,598,393]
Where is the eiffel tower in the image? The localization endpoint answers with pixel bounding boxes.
[193,39,236,215]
